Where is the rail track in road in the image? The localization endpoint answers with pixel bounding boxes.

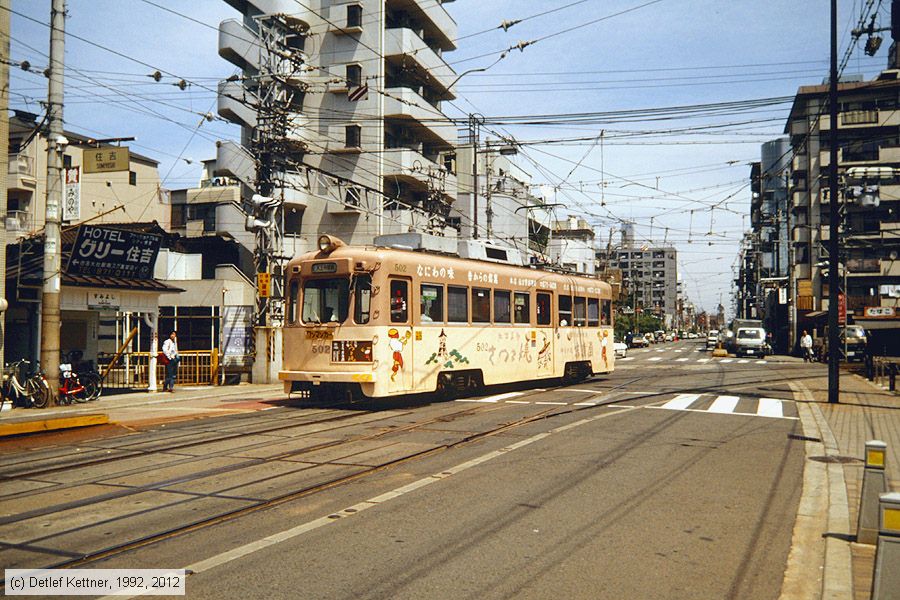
[0,377,641,583]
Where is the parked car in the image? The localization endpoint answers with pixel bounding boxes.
[664,333,674,342]
[734,327,767,358]
[841,325,867,361]
[706,330,719,350]
[613,340,628,358]
[687,332,698,339]
[654,330,666,343]
[629,335,648,348]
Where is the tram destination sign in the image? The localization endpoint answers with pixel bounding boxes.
[66,225,162,279]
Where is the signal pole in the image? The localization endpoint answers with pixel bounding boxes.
[0,0,9,368]
[827,0,840,404]
[41,0,66,402]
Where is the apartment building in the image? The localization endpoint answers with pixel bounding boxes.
[604,241,680,326]
[216,0,459,252]
[785,70,900,343]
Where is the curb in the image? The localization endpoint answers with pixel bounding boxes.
[0,414,109,437]
[779,381,852,600]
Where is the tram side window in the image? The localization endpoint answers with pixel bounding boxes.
[353,275,372,324]
[601,299,612,325]
[574,296,587,327]
[559,295,572,326]
[536,292,551,326]
[494,290,511,323]
[587,297,600,327]
[390,279,409,323]
[448,286,468,322]
[514,292,530,324]
[472,288,491,323]
[288,279,299,324]
[421,284,444,323]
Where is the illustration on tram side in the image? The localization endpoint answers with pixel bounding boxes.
[280,235,616,401]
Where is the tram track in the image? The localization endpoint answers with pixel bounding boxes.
[0,377,642,583]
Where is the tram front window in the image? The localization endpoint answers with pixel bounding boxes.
[302,278,350,324]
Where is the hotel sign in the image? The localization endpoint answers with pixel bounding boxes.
[83,147,130,173]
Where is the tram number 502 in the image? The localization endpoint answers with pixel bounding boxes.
[311,343,330,354]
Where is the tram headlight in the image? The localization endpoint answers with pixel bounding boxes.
[317,234,345,254]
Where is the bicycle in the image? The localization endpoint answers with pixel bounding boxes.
[59,352,102,402]
[2,359,48,409]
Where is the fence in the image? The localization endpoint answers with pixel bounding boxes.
[98,350,219,390]
[872,357,900,392]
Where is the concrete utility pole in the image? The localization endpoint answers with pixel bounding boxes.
[827,0,841,404]
[41,0,66,402]
[0,0,9,368]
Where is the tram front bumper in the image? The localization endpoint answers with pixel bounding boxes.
[278,370,376,393]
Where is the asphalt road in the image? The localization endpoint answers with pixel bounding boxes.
[0,339,813,599]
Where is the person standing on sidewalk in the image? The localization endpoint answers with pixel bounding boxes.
[162,331,180,392]
[800,330,813,362]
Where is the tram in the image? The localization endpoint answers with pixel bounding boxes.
[279,235,616,400]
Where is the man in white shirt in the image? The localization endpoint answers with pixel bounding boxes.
[162,331,180,392]
[800,330,813,362]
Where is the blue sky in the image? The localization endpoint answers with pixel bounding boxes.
[9,0,890,313]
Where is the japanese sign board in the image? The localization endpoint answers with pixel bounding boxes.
[63,166,81,221]
[798,279,813,297]
[87,291,120,310]
[864,306,897,318]
[223,306,254,359]
[838,292,846,325]
[257,272,271,298]
[83,147,130,173]
[66,225,162,280]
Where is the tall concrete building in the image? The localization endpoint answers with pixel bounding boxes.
[217,0,459,254]
[604,241,679,326]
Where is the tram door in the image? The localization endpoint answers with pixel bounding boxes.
[387,277,414,392]
[536,291,554,377]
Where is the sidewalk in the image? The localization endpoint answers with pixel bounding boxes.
[0,383,286,437]
[794,370,900,600]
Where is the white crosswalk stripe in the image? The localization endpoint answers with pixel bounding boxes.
[651,393,795,420]
[649,357,663,362]
[697,358,711,363]
[675,358,689,362]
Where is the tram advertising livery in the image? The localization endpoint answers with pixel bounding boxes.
[280,235,616,401]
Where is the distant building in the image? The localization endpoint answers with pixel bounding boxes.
[551,216,596,275]
[601,233,679,323]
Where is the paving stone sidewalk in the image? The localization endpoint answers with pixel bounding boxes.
[800,372,900,600]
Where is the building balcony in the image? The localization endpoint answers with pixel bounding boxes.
[384,87,455,148]
[385,28,456,98]
[792,226,810,244]
[215,141,256,189]
[7,153,37,190]
[387,0,457,51]
[846,257,881,274]
[383,148,456,201]
[877,144,900,163]
[219,19,262,72]
[792,153,808,172]
[223,0,314,24]
[5,210,35,234]
[218,80,258,128]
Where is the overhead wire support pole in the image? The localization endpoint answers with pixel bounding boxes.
[41,0,66,404]
[828,0,841,404]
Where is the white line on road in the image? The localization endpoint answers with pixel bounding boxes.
[461,391,524,403]
[535,401,567,405]
[156,405,638,588]
[573,401,599,406]
[505,400,530,404]
[675,358,689,362]
[619,357,634,361]
[661,393,701,411]
[697,358,711,363]
[758,361,768,364]
[568,389,601,394]
[708,395,740,414]
[649,357,663,362]
[720,359,734,363]
[757,398,784,418]
[738,359,750,364]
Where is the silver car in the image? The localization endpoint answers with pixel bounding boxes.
[734,327,766,358]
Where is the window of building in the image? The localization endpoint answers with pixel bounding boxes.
[346,4,363,28]
[472,288,491,323]
[514,292,530,324]
[354,275,372,324]
[573,296,586,326]
[345,124,361,148]
[346,64,362,88]
[129,170,137,186]
[558,295,573,326]
[448,286,468,322]
[285,206,302,233]
[494,290,511,323]
[536,292,551,326]
[171,204,186,228]
[390,279,408,323]
[587,297,600,327]
[420,284,443,323]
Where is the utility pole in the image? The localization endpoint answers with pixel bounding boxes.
[0,0,10,369]
[827,0,841,404]
[469,114,482,239]
[41,0,66,403]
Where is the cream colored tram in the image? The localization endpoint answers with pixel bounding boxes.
[280,235,615,400]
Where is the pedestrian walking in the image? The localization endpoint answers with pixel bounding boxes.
[800,330,814,362]
[162,331,180,392]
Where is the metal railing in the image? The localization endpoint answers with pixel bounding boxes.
[872,357,900,392]
[98,350,219,389]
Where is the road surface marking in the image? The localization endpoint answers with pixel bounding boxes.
[569,388,600,394]
[720,359,734,363]
[163,404,637,586]
[738,359,749,364]
[697,358,711,363]
[675,358,689,362]
[675,349,684,353]
[708,395,740,414]
[619,357,634,361]
[463,391,524,403]
[757,398,784,418]
[661,393,701,410]
[649,357,663,362]
[573,401,599,406]
[758,360,768,364]
[535,401,567,405]
[505,400,530,404]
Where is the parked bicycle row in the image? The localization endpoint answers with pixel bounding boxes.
[0,352,103,411]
